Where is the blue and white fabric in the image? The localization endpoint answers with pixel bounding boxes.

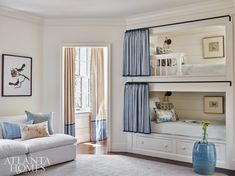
[1,120,34,139]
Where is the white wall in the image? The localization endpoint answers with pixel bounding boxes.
[42,20,127,150]
[0,14,43,116]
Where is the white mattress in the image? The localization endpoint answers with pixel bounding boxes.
[182,63,225,76]
[151,120,226,140]
[155,63,225,76]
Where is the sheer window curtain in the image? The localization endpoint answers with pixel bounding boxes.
[90,48,107,141]
[64,48,76,136]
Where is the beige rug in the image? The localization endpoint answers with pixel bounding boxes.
[21,154,228,176]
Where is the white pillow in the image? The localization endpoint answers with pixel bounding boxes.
[150,97,160,121]
[21,121,49,140]
[154,108,177,123]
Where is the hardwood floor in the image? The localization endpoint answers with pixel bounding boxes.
[77,140,108,154]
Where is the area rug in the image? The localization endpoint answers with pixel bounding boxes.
[22,155,227,176]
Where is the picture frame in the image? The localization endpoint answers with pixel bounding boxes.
[2,54,32,97]
[203,36,224,59]
[204,96,224,114]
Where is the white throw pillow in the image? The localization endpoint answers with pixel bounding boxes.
[154,108,177,123]
[154,102,177,123]
[21,121,49,140]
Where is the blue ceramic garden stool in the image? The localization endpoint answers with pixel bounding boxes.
[192,142,216,175]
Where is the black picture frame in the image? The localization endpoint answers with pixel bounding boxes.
[2,54,32,97]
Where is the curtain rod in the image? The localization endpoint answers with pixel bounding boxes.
[126,81,232,86]
[126,15,231,32]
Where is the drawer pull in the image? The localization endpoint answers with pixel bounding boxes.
[141,141,144,144]
[181,146,186,150]
[164,144,168,148]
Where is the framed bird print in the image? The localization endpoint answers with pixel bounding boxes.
[2,54,32,96]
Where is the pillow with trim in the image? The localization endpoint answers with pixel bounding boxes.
[25,111,54,135]
[21,121,49,140]
[154,108,177,123]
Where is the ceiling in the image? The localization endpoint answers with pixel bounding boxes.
[0,0,211,18]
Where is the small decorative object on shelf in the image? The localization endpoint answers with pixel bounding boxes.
[192,120,216,175]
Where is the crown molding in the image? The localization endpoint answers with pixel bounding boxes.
[44,18,126,27]
[126,0,235,29]
[0,0,234,28]
[0,6,43,25]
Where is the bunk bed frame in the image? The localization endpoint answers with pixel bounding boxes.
[125,14,234,170]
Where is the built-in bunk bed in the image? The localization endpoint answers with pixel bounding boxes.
[123,15,234,170]
[150,92,226,141]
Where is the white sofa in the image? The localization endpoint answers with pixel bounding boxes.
[0,115,77,176]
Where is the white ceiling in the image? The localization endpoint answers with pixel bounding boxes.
[0,0,214,18]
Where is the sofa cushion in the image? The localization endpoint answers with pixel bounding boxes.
[21,121,49,140]
[1,120,34,139]
[25,111,54,135]
[21,134,77,153]
[0,115,28,139]
[0,139,28,159]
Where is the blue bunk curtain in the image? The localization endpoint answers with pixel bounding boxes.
[123,83,151,134]
[123,28,150,76]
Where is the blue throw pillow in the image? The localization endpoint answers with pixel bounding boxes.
[25,111,54,134]
[2,120,34,139]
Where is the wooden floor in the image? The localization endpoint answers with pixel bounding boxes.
[77,140,108,154]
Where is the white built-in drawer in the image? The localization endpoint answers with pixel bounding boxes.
[136,136,173,153]
[176,141,194,156]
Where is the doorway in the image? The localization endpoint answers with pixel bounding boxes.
[62,44,110,155]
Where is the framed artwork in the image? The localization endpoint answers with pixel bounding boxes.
[2,54,32,97]
[204,96,224,114]
[203,36,224,59]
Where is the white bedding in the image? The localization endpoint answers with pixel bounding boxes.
[182,63,225,76]
[151,120,226,140]
[155,63,225,76]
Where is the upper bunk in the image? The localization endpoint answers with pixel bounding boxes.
[127,15,233,83]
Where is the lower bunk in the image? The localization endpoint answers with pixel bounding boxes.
[124,83,232,170]
[151,120,225,140]
[130,132,226,168]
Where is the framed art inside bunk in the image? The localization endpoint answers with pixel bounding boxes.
[203,36,224,59]
[2,54,32,97]
[204,96,224,114]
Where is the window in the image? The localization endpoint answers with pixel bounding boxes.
[75,48,90,112]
